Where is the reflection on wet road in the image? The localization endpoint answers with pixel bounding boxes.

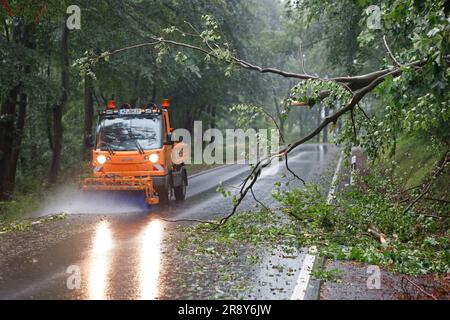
[83,218,164,300]
[88,221,113,300]
[139,219,163,300]
[0,143,338,300]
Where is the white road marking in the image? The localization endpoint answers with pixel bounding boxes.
[290,150,344,300]
[350,155,357,186]
[327,151,344,203]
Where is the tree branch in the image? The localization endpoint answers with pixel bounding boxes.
[285,153,306,185]
[403,149,449,214]
[103,35,448,96]
[383,35,402,67]
[350,108,357,141]
[402,277,438,300]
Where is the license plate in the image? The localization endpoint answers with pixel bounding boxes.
[119,109,141,115]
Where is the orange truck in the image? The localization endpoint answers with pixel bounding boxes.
[82,99,188,206]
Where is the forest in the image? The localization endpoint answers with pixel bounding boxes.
[0,0,449,301]
[0,0,328,202]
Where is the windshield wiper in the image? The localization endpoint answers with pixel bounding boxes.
[99,140,115,155]
[135,140,144,155]
[99,119,115,155]
[128,120,145,155]
[105,141,115,155]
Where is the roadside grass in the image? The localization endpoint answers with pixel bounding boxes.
[0,190,44,224]
[275,183,449,275]
[0,186,68,232]
[311,268,343,283]
[390,136,447,189]
[271,136,449,276]
[0,211,67,234]
[0,163,89,224]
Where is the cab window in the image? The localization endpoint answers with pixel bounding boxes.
[97,115,162,151]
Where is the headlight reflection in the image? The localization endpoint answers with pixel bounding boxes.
[139,219,163,300]
[88,221,113,300]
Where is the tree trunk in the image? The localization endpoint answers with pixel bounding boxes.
[272,89,285,139]
[48,19,70,185]
[298,108,305,137]
[206,104,214,129]
[0,86,20,200]
[316,104,321,142]
[151,82,157,103]
[83,75,94,161]
[130,70,140,106]
[210,104,216,129]
[5,93,27,192]
[0,23,34,200]
[279,114,285,140]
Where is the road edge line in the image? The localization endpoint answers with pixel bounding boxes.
[290,149,344,300]
[187,164,230,179]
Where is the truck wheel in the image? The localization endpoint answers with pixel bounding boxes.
[174,174,186,201]
[157,186,169,204]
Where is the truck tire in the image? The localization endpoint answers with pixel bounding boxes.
[157,186,169,204]
[174,171,187,201]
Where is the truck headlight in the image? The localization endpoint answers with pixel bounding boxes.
[149,154,159,163]
[97,155,107,164]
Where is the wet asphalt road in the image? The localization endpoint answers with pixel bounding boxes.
[0,144,338,300]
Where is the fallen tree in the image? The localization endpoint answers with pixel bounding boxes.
[74,5,449,224]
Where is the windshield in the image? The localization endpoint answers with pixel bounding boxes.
[97,115,162,151]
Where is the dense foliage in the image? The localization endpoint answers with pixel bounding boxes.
[273,167,449,275]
